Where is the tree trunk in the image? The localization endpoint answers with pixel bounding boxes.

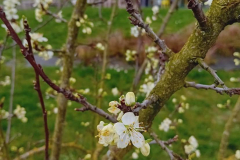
[50,0,87,159]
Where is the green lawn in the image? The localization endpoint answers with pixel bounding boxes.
[1,64,240,159]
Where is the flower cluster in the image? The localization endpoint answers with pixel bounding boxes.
[125,50,137,61]
[183,136,200,158]
[3,0,20,20]
[0,76,11,86]
[96,92,150,156]
[130,26,145,37]
[233,52,240,66]
[95,43,105,51]
[159,118,172,132]
[152,6,159,21]
[0,109,9,119]
[1,0,23,33]
[34,0,53,22]
[145,46,159,75]
[23,33,54,61]
[139,76,154,96]
[76,14,94,35]
[13,105,28,123]
[172,95,190,114]
[217,99,230,109]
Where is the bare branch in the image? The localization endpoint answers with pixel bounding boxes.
[149,135,179,145]
[124,0,174,57]
[158,0,179,37]
[188,0,207,29]
[23,19,49,160]
[197,58,227,88]
[133,99,153,113]
[185,81,240,96]
[150,131,184,160]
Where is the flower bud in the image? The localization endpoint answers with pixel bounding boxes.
[125,92,136,106]
[140,142,150,156]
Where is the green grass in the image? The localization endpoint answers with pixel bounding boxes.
[1,64,240,159]
[0,7,195,49]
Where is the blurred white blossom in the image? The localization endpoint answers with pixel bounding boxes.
[159,118,172,132]
[236,150,240,159]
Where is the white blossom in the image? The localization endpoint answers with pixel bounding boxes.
[159,118,172,132]
[97,123,118,146]
[0,76,11,86]
[131,26,139,37]
[83,154,91,160]
[140,142,150,156]
[108,101,121,115]
[125,92,136,106]
[139,82,154,96]
[96,43,105,51]
[55,11,63,23]
[236,150,240,159]
[132,152,139,159]
[13,105,27,122]
[111,87,119,96]
[152,6,159,15]
[125,50,137,61]
[0,110,9,119]
[114,112,145,148]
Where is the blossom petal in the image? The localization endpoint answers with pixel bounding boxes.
[114,122,126,135]
[130,131,145,148]
[117,133,130,148]
[122,112,135,125]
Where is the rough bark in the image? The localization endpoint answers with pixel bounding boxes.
[105,0,240,159]
[50,0,87,159]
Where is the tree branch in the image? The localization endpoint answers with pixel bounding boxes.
[124,0,174,57]
[157,0,179,37]
[197,58,227,88]
[23,19,49,160]
[185,81,240,96]
[150,131,184,160]
[188,0,207,29]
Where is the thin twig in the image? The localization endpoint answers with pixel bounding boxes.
[185,81,240,96]
[149,135,179,145]
[124,0,174,57]
[197,58,227,88]
[150,131,184,160]
[5,42,16,144]
[23,19,49,160]
[157,0,179,37]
